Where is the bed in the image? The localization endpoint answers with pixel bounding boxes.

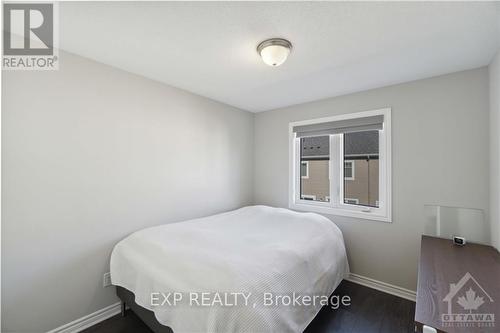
[110,205,349,332]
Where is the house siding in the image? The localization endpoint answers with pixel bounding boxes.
[301,160,329,201]
[300,158,379,206]
[345,159,379,206]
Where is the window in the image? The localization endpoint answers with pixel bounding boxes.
[300,161,309,179]
[343,132,379,207]
[299,136,330,202]
[289,108,391,222]
[344,160,354,180]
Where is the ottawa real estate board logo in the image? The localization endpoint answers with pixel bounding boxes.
[3,2,58,70]
[441,272,495,329]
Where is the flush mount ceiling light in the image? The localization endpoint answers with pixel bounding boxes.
[257,38,292,67]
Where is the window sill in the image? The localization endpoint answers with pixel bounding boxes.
[289,202,392,223]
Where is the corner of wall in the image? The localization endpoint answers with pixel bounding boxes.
[489,49,500,250]
[251,111,258,206]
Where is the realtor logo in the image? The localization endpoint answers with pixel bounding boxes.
[441,272,495,328]
[2,2,58,70]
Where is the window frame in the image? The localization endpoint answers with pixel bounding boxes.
[288,108,392,223]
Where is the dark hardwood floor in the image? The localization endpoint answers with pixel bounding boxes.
[82,281,415,333]
[303,281,416,333]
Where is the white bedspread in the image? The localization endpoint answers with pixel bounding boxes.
[110,205,349,333]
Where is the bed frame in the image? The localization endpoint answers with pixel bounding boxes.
[116,286,173,333]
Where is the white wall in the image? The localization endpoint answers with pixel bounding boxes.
[1,51,254,332]
[490,50,500,250]
[254,68,490,291]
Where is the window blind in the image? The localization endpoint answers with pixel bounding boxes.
[293,115,383,138]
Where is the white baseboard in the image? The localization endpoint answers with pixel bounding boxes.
[346,273,416,302]
[46,302,122,333]
[47,274,415,333]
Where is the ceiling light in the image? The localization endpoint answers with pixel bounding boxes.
[257,38,292,67]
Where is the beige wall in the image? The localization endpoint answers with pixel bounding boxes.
[1,51,254,332]
[254,68,490,291]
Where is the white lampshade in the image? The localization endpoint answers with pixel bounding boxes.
[257,38,292,67]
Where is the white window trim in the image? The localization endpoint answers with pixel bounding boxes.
[344,160,355,180]
[288,108,392,223]
[300,161,309,179]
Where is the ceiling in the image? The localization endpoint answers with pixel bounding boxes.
[59,2,500,112]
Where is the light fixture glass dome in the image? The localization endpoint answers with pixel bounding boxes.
[257,38,292,67]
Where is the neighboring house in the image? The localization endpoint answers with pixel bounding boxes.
[300,136,330,202]
[300,131,379,206]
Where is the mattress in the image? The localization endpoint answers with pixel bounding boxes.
[110,205,349,332]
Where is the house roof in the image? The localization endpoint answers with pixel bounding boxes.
[301,131,379,158]
[301,136,329,157]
